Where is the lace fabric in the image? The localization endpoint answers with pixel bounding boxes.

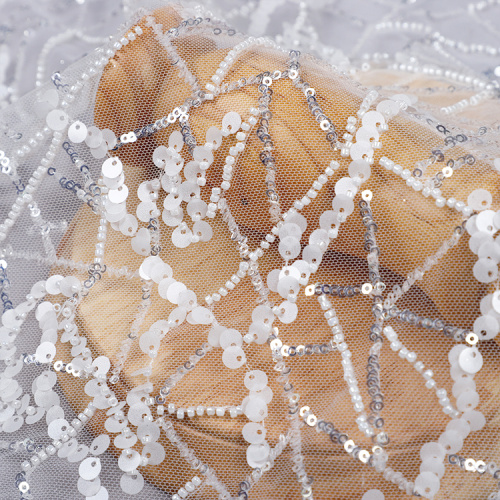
[0,2,500,500]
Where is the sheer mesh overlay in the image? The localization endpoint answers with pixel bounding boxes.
[1,2,500,500]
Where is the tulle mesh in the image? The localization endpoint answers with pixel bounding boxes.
[1,2,500,500]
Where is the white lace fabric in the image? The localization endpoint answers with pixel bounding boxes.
[0,2,500,500]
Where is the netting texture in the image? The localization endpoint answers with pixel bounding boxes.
[1,2,500,500]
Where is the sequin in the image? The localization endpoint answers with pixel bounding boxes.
[222,346,246,369]
[85,126,103,148]
[162,208,183,227]
[458,347,483,374]
[131,228,151,256]
[275,300,298,324]
[128,403,151,426]
[414,472,440,499]
[244,370,268,391]
[101,128,117,150]
[166,282,188,304]
[172,225,193,248]
[142,442,165,465]
[244,396,268,422]
[438,430,463,454]
[120,472,144,495]
[348,159,371,183]
[118,214,138,237]
[420,442,445,461]
[193,220,213,242]
[139,330,161,356]
[193,145,214,164]
[189,306,214,325]
[153,145,170,168]
[220,328,242,349]
[206,126,223,149]
[246,442,270,468]
[68,121,88,143]
[86,486,108,500]
[184,161,202,183]
[222,111,242,134]
[278,236,300,260]
[137,421,160,443]
[467,188,492,211]
[376,99,400,118]
[114,432,138,449]
[461,409,486,431]
[250,386,273,404]
[45,404,64,424]
[335,177,358,198]
[79,457,101,480]
[456,390,479,411]
[59,276,81,297]
[361,490,385,500]
[35,341,56,363]
[476,210,496,234]
[90,435,110,456]
[102,157,123,178]
[46,109,69,131]
[108,184,129,204]
[169,130,184,152]
[473,314,499,340]
[473,257,498,283]
[34,88,59,118]
[332,194,354,217]
[3,415,24,432]
[136,201,158,222]
[350,141,373,161]
[68,444,89,463]
[36,371,57,391]
[208,325,226,348]
[78,477,101,497]
[242,422,266,445]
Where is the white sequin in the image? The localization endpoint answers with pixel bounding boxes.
[68,121,88,143]
[222,111,242,134]
[222,346,246,369]
[46,109,69,131]
[79,457,101,480]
